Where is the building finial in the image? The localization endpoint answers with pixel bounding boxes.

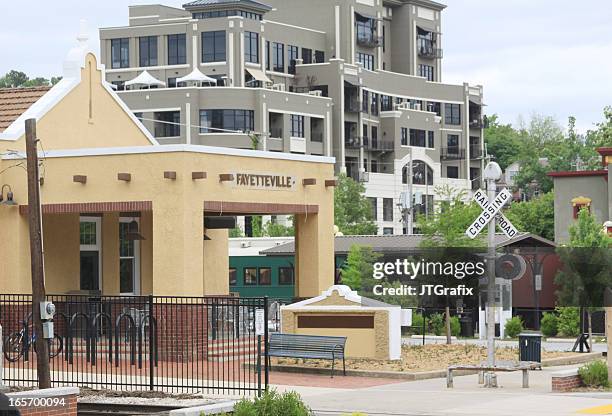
[77,19,89,45]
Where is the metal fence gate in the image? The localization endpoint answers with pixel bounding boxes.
[0,294,269,395]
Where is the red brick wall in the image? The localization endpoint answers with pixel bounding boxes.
[552,373,583,392]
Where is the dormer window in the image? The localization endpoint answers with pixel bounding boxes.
[571,196,592,219]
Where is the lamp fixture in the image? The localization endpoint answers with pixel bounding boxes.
[0,184,17,206]
[125,217,145,241]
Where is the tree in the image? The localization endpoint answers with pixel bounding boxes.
[484,114,524,170]
[555,209,612,352]
[334,173,377,235]
[341,244,376,291]
[505,192,555,241]
[417,186,484,343]
[0,70,29,88]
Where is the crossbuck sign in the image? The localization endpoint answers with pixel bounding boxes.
[466,188,519,239]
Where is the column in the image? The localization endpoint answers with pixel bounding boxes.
[202,227,230,295]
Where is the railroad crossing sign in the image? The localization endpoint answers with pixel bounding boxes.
[466,188,519,239]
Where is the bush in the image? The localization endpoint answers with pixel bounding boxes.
[411,313,425,335]
[556,307,580,337]
[578,361,609,388]
[232,390,313,416]
[429,313,445,336]
[450,316,461,337]
[540,312,558,337]
[504,316,523,338]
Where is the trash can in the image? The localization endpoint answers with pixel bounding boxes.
[460,315,474,338]
[518,332,542,362]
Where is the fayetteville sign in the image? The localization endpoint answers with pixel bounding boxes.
[466,188,519,239]
[233,172,296,190]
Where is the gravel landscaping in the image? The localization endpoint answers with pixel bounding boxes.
[272,344,578,372]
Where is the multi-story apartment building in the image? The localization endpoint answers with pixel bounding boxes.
[99,0,485,234]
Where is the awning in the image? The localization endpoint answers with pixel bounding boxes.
[245,67,272,84]
[177,68,217,85]
[125,70,166,88]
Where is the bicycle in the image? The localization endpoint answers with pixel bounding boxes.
[3,325,63,362]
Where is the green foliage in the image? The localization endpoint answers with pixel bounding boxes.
[555,209,612,308]
[429,313,445,336]
[232,390,313,416]
[579,361,609,388]
[556,307,580,337]
[540,312,558,337]
[410,313,425,335]
[450,316,461,337]
[334,173,377,235]
[504,316,524,338]
[229,227,244,238]
[262,220,294,237]
[505,192,555,241]
[418,186,485,248]
[0,70,62,88]
[341,245,381,292]
[484,114,524,170]
[249,133,260,150]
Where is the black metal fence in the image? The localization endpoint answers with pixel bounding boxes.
[0,294,269,395]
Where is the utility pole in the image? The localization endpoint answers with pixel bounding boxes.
[25,118,51,389]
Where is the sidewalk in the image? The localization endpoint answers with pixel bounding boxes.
[274,364,612,416]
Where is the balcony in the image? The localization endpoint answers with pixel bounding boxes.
[345,137,361,149]
[469,119,484,129]
[345,99,361,113]
[417,38,443,59]
[356,33,383,48]
[269,127,283,139]
[441,147,466,160]
[469,145,483,159]
[363,137,394,152]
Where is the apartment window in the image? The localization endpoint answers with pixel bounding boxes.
[202,31,226,62]
[291,115,305,138]
[271,42,284,72]
[382,25,386,52]
[244,32,259,63]
[447,134,459,149]
[445,103,461,125]
[356,53,374,71]
[412,161,434,185]
[355,13,377,45]
[167,34,186,65]
[288,45,298,74]
[315,50,325,63]
[381,95,392,111]
[244,268,257,285]
[371,93,379,115]
[383,227,394,235]
[401,127,408,146]
[192,10,261,20]
[258,268,272,285]
[409,129,426,147]
[139,36,158,67]
[279,267,294,285]
[167,77,177,88]
[428,131,434,148]
[418,64,434,82]
[371,126,378,145]
[153,111,180,138]
[200,109,254,133]
[302,48,312,64]
[447,166,459,179]
[383,198,394,222]
[371,160,378,173]
[427,101,441,116]
[369,197,378,220]
[229,268,237,286]
[111,38,129,69]
[362,90,369,113]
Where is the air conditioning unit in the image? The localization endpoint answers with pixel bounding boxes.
[358,171,370,183]
[308,90,322,97]
[272,83,286,91]
[240,241,251,248]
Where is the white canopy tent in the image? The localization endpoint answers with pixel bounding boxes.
[176,68,217,86]
[125,70,166,89]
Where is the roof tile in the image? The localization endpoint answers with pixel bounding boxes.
[0,86,51,132]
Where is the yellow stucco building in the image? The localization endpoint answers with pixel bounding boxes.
[0,45,335,298]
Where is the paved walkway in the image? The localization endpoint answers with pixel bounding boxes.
[272,364,612,416]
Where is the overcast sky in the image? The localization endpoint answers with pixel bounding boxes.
[1,0,610,133]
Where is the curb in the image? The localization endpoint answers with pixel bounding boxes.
[263,352,603,381]
[169,401,236,416]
